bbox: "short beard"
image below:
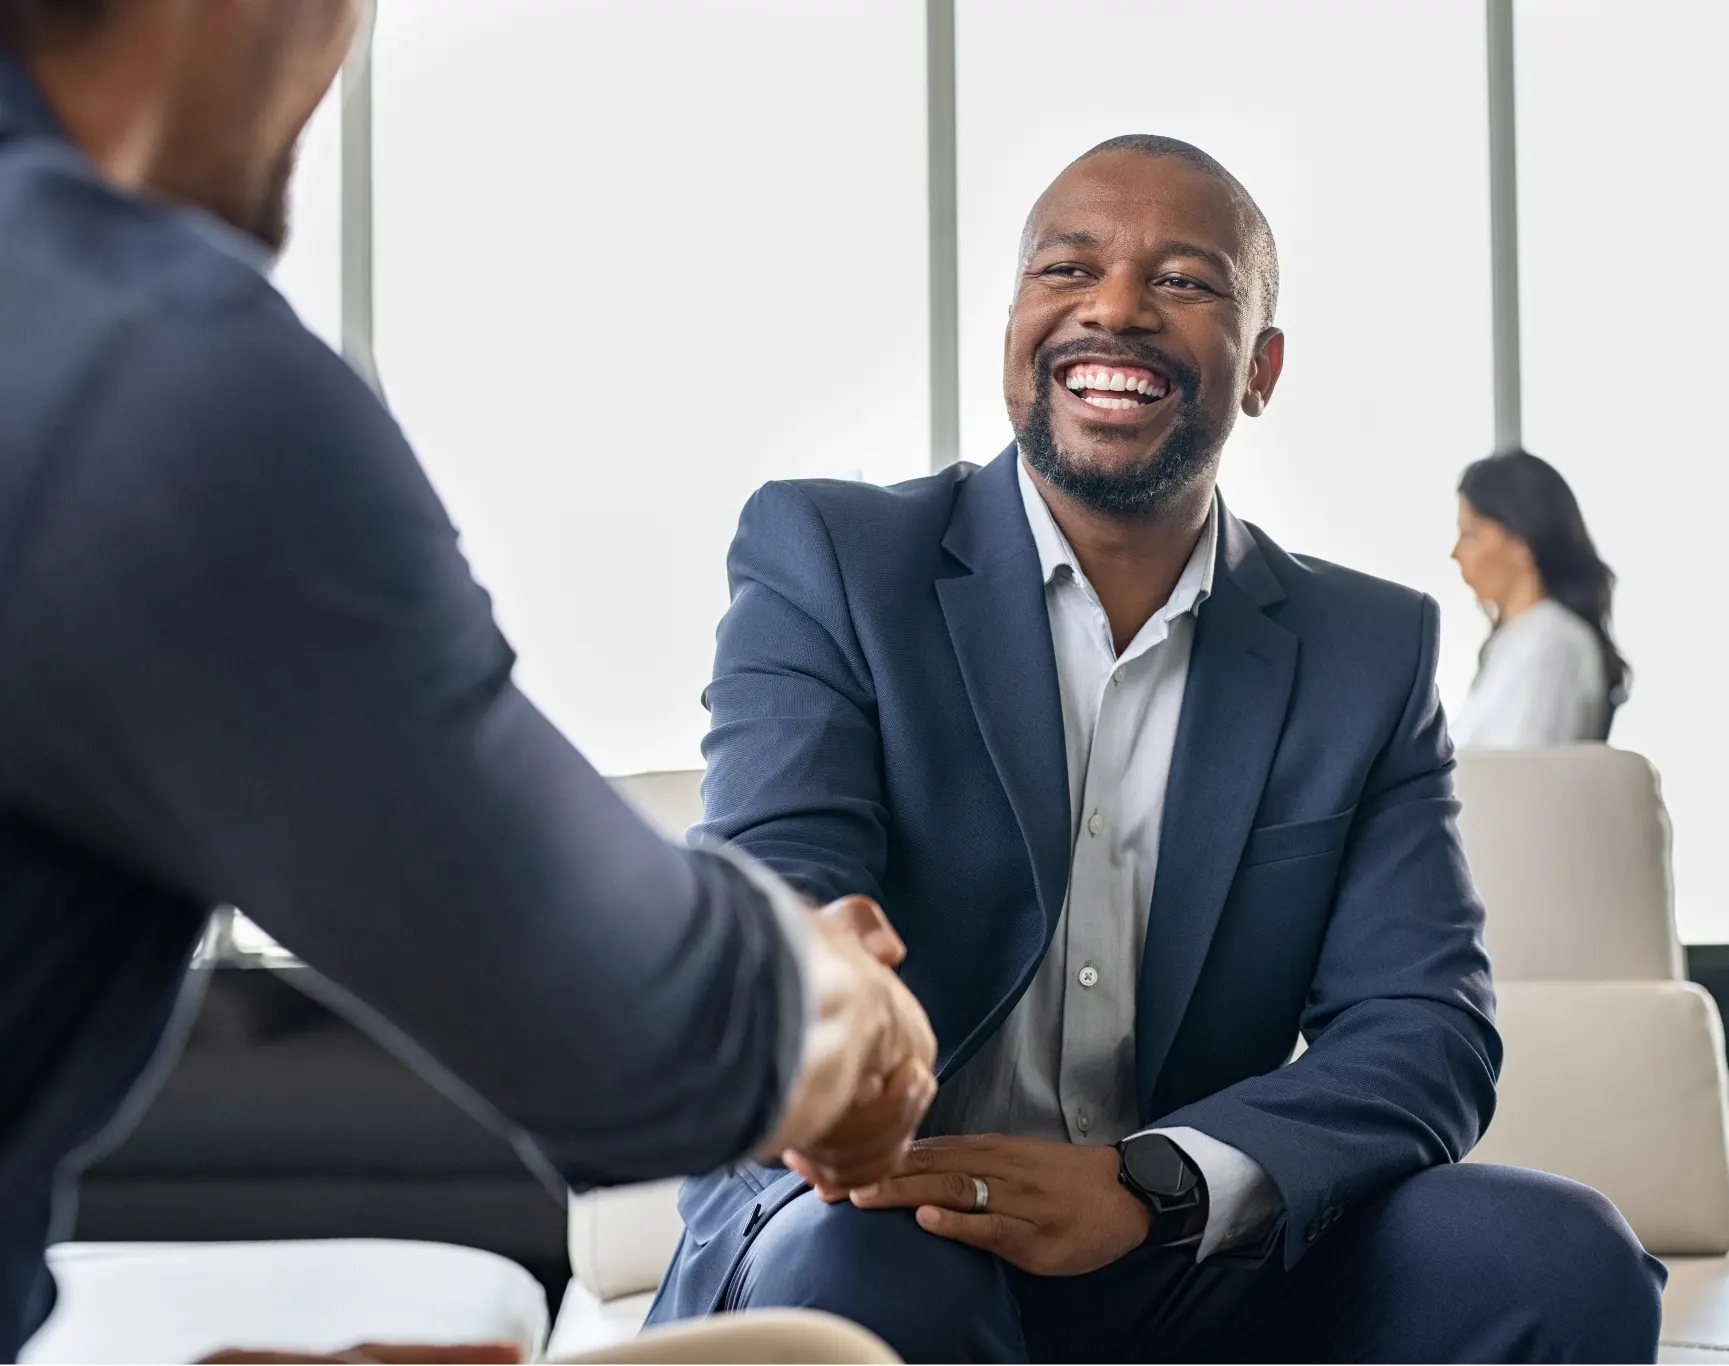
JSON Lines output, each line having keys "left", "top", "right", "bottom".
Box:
{"left": 1014, "top": 343, "right": 1221, "bottom": 518}
{"left": 246, "top": 140, "right": 298, "bottom": 253}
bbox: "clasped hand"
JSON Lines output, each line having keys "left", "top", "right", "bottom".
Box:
{"left": 764, "top": 896, "right": 938, "bottom": 1191}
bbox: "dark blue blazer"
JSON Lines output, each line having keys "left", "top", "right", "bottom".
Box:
{"left": 651, "top": 447, "right": 1500, "bottom": 1319}
{"left": 0, "top": 54, "right": 800, "bottom": 1357}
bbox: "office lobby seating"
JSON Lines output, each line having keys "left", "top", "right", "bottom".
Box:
{"left": 29, "top": 751, "right": 1722, "bottom": 1361}
{"left": 551, "top": 755, "right": 1729, "bottom": 1359}
{"left": 1456, "top": 747, "right": 1729, "bottom": 1362}
{"left": 21, "top": 1240, "right": 551, "bottom": 1364}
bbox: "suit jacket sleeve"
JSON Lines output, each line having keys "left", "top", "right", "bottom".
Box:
{"left": 0, "top": 293, "right": 806, "bottom": 1189}
{"left": 697, "top": 481, "right": 888, "bottom": 906}
{"left": 1154, "top": 594, "right": 1501, "bottom": 1267}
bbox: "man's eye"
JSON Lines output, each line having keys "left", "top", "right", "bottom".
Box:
{"left": 1156, "top": 275, "right": 1213, "bottom": 291}
{"left": 1040, "top": 265, "right": 1091, "bottom": 279}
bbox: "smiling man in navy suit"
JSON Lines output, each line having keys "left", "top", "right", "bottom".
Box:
{"left": 647, "top": 136, "right": 1665, "bottom": 1362}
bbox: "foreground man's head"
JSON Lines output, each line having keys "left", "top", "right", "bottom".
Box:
{"left": 1007, "top": 135, "right": 1286, "bottom": 520}
{"left": 0, "top": 0, "right": 366, "bottom": 248}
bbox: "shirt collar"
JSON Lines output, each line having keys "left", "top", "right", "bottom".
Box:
{"left": 1015, "top": 453, "right": 1219, "bottom": 617}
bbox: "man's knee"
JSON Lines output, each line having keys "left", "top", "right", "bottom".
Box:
{"left": 730, "top": 1190, "right": 1020, "bottom": 1363}
{"left": 1384, "top": 1165, "right": 1664, "bottom": 1360}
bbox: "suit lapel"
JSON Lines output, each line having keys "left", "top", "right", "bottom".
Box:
{"left": 1136, "top": 515, "right": 1297, "bottom": 1118}
{"left": 936, "top": 450, "right": 1072, "bottom": 942}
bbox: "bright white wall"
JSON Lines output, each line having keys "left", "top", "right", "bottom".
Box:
{"left": 368, "top": 0, "right": 929, "bottom": 777}
{"left": 263, "top": 0, "right": 1726, "bottom": 940}
{"left": 1516, "top": 0, "right": 1729, "bottom": 942}
{"left": 954, "top": 0, "right": 1495, "bottom": 716}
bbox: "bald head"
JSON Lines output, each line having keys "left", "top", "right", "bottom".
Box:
{"left": 1002, "top": 133, "right": 1287, "bottom": 523}
{"left": 1018, "top": 134, "right": 1279, "bottom": 332}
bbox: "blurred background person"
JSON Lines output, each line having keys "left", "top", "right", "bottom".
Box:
{"left": 1451, "top": 450, "right": 1630, "bottom": 747}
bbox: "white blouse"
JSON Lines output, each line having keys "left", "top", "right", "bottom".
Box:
{"left": 1453, "top": 599, "right": 1610, "bottom": 748}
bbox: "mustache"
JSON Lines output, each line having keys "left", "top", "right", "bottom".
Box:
{"left": 1033, "top": 338, "right": 1202, "bottom": 400}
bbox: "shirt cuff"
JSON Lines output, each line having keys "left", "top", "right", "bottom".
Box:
{"left": 1152, "top": 1125, "right": 1284, "bottom": 1262}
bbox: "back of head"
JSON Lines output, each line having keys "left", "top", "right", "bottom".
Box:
{"left": 1458, "top": 450, "right": 1630, "bottom": 703}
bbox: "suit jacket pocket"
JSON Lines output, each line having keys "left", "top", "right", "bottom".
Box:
{"left": 1238, "top": 808, "right": 1355, "bottom": 869}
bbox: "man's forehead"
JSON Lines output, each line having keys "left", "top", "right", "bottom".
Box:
{"left": 1029, "top": 157, "right": 1250, "bottom": 260}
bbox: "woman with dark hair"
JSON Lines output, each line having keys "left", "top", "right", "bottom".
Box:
{"left": 1450, "top": 450, "right": 1630, "bottom": 746}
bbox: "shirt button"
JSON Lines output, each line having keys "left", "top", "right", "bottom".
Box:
{"left": 1076, "top": 1110, "right": 1092, "bottom": 1133}
{"left": 1078, "top": 964, "right": 1099, "bottom": 988}
{"left": 1112, "top": 667, "right": 1126, "bottom": 685}
{"left": 1087, "top": 811, "right": 1105, "bottom": 836}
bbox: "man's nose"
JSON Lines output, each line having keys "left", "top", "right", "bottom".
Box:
{"left": 1079, "top": 265, "right": 1163, "bottom": 334}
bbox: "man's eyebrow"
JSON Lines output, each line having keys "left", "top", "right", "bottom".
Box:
{"left": 1028, "top": 231, "right": 1237, "bottom": 279}
{"left": 1160, "top": 241, "right": 1237, "bottom": 277}
{"left": 1029, "top": 230, "right": 1102, "bottom": 256}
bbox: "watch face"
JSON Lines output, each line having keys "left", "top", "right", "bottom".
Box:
{"left": 1123, "top": 1135, "right": 1196, "bottom": 1199}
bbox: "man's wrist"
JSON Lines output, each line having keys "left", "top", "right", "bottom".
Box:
{"left": 1116, "top": 1132, "right": 1210, "bottom": 1247}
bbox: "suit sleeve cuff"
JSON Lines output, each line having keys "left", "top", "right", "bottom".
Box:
{"left": 693, "top": 843, "right": 814, "bottom": 1150}
{"left": 1153, "top": 1125, "right": 1285, "bottom": 1262}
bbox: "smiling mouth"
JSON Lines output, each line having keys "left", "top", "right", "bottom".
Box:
{"left": 1058, "top": 362, "right": 1171, "bottom": 411}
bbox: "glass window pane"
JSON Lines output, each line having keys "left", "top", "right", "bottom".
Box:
{"left": 1517, "top": 0, "right": 1729, "bottom": 942}
{"left": 372, "top": 0, "right": 928, "bottom": 776}
{"left": 955, "top": 0, "right": 1494, "bottom": 712}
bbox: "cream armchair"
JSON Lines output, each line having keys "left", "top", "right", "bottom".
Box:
{"left": 1456, "top": 747, "right": 1729, "bottom": 1362}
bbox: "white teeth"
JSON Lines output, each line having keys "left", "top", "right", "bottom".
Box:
{"left": 1064, "top": 365, "right": 1167, "bottom": 404}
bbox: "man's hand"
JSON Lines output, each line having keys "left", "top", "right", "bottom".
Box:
{"left": 760, "top": 897, "right": 937, "bottom": 1185}
{"left": 849, "top": 1135, "right": 1152, "bottom": 1276}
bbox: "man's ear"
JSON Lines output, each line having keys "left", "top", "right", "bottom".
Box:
{"left": 1240, "top": 328, "right": 1285, "bottom": 418}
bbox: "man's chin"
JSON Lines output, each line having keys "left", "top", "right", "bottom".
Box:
{"left": 1045, "top": 433, "right": 1169, "bottom": 485}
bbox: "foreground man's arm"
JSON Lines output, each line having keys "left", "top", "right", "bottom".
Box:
{"left": 0, "top": 292, "right": 930, "bottom": 1186}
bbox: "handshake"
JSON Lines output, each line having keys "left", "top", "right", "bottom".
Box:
{"left": 762, "top": 897, "right": 938, "bottom": 1196}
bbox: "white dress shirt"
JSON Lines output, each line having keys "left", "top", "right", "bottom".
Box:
{"left": 1453, "top": 599, "right": 1610, "bottom": 748}
{"left": 925, "top": 460, "right": 1282, "bottom": 1260}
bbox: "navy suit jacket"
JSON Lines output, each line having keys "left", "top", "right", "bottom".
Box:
{"left": 652, "top": 447, "right": 1499, "bottom": 1318}
{"left": 0, "top": 55, "right": 801, "bottom": 1357}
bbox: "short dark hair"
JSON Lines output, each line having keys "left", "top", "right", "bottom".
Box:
{"left": 0, "top": 0, "right": 112, "bottom": 48}
{"left": 1020, "top": 133, "right": 1281, "bottom": 329}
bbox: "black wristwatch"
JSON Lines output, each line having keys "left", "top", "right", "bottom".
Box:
{"left": 1116, "top": 1132, "right": 1210, "bottom": 1246}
